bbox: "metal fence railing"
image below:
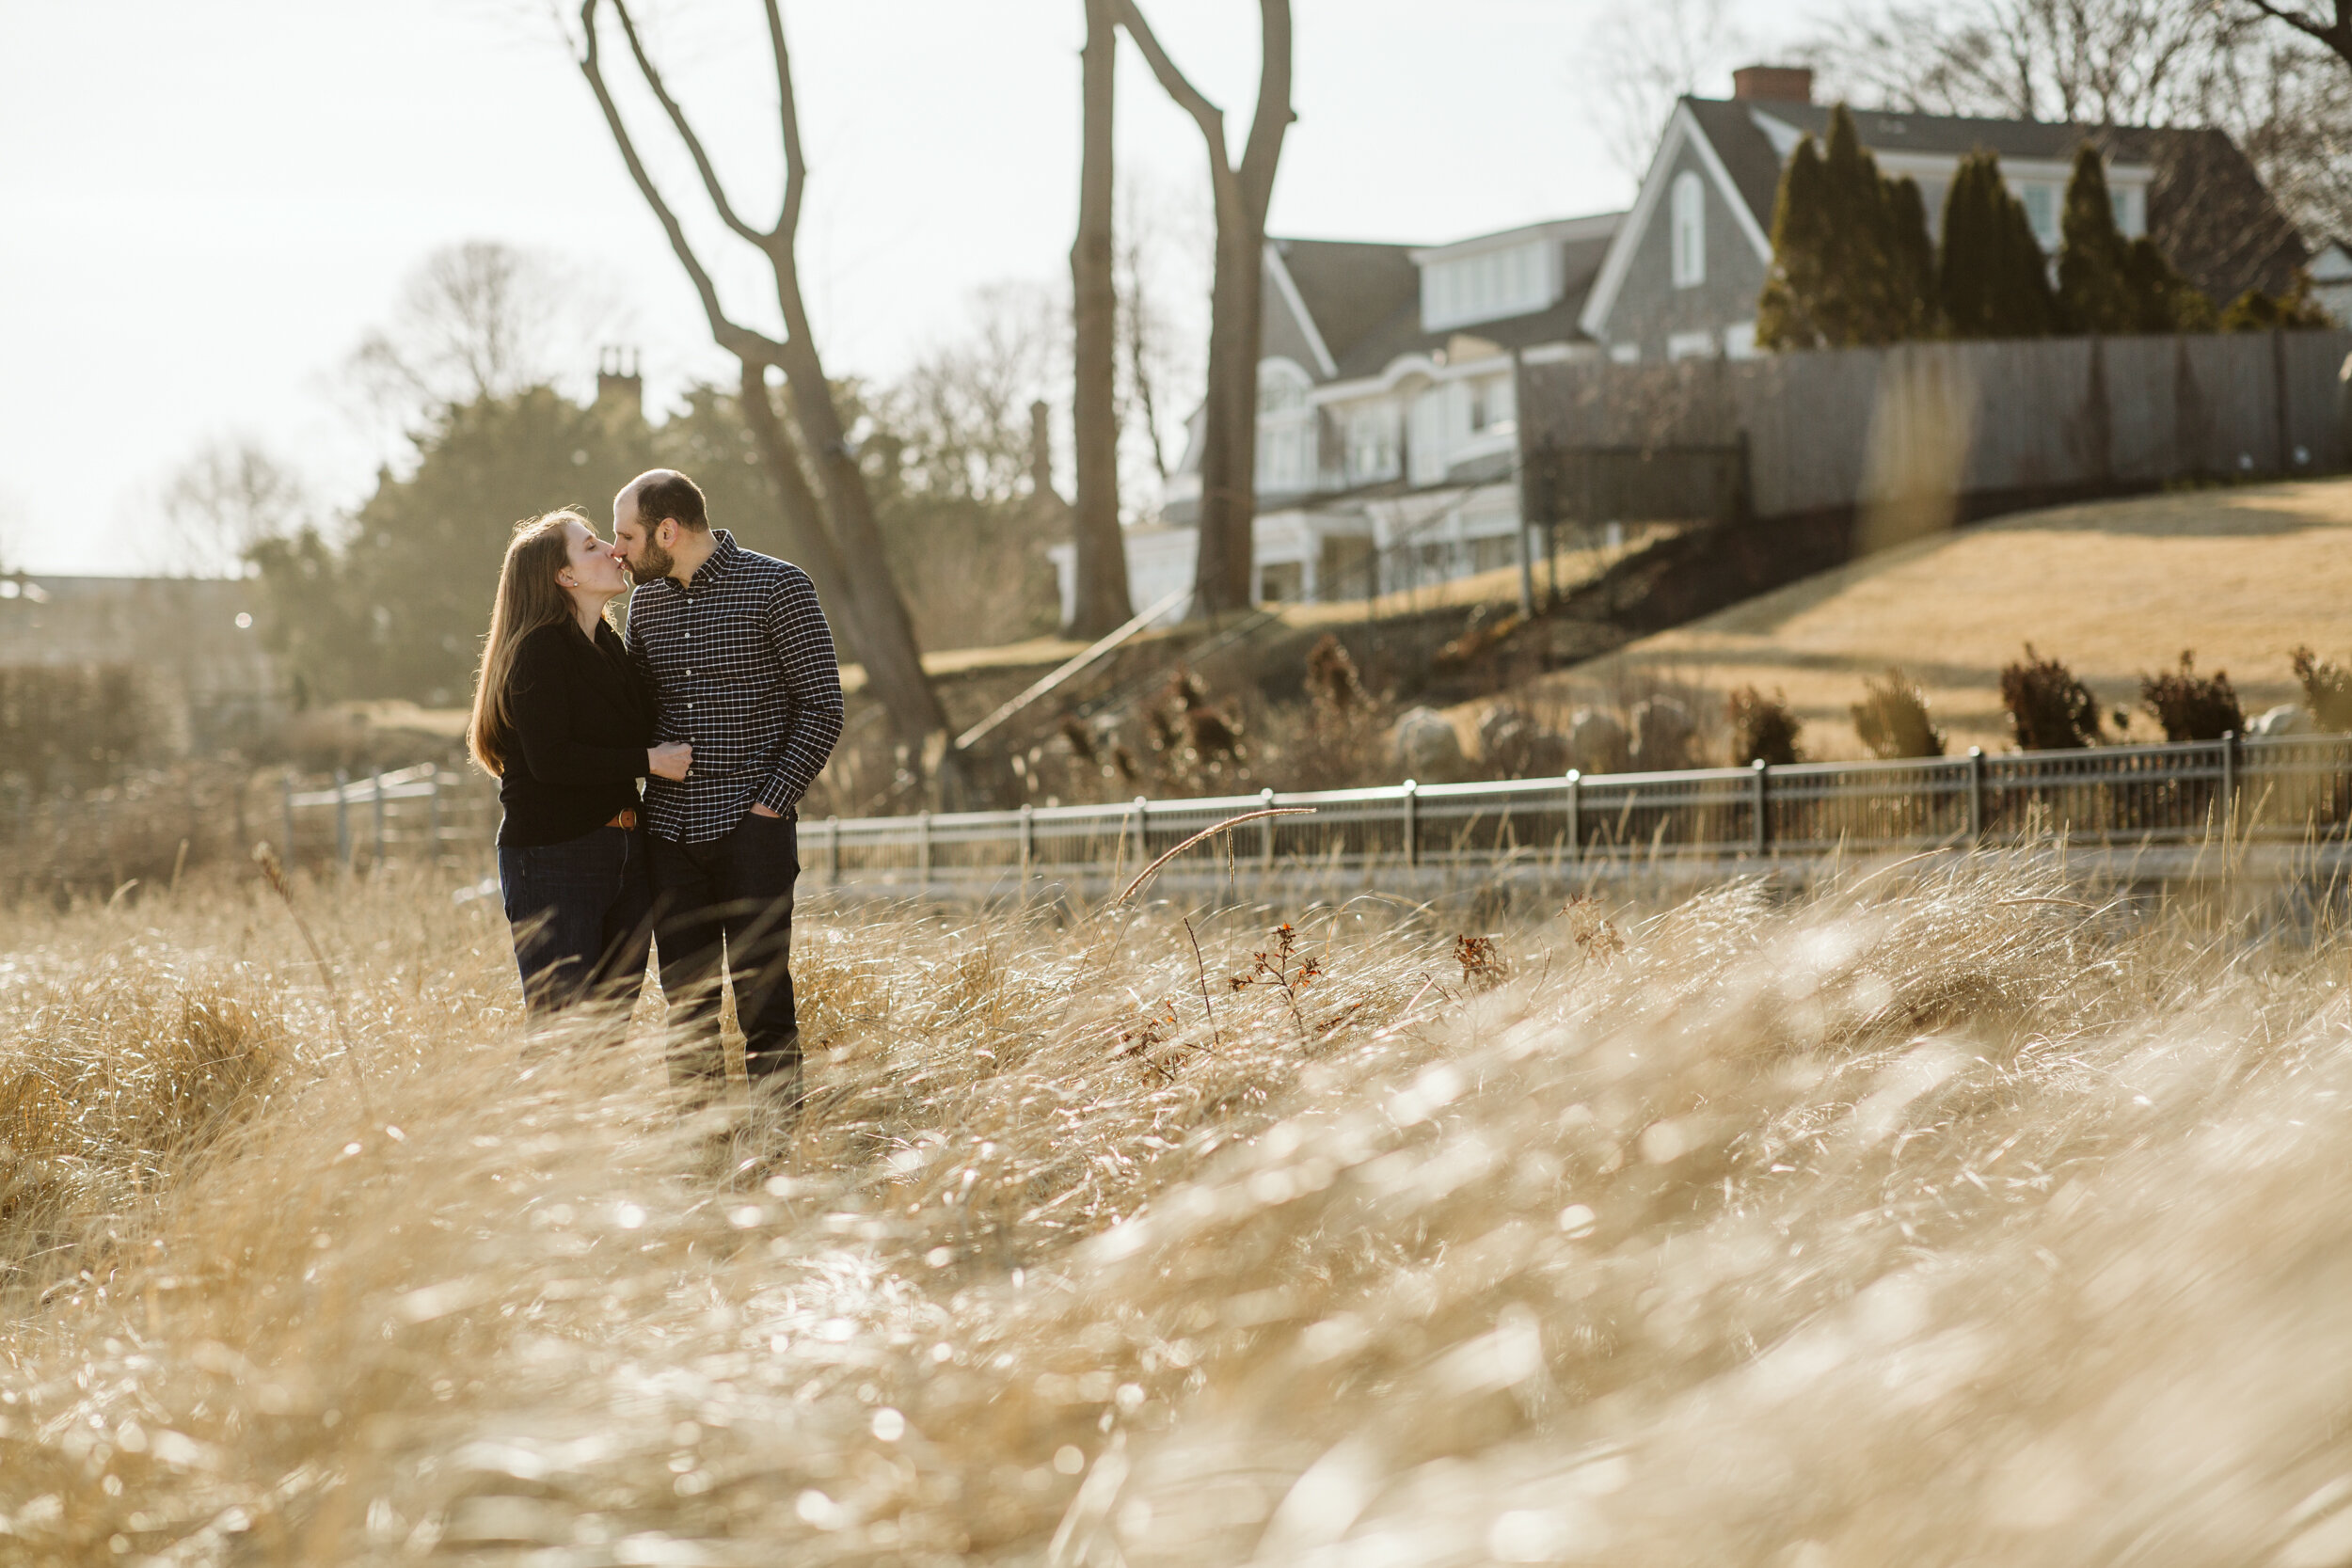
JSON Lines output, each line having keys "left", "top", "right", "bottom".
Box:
{"left": 16, "top": 733, "right": 2348, "bottom": 896}
{"left": 763, "top": 733, "right": 2350, "bottom": 894}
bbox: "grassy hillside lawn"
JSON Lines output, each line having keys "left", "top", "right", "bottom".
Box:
{"left": 1516, "top": 477, "right": 2352, "bottom": 759}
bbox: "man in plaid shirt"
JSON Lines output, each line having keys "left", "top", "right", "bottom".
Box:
{"left": 611, "top": 469, "right": 845, "bottom": 1115}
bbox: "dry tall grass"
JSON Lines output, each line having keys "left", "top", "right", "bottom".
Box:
{"left": 3, "top": 856, "right": 2351, "bottom": 1564}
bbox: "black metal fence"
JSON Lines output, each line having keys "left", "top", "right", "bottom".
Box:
{"left": 1518, "top": 439, "right": 1752, "bottom": 531}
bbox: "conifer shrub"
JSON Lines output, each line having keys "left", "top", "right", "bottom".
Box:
{"left": 2126, "top": 238, "right": 2216, "bottom": 331}
{"left": 1999, "top": 644, "right": 2102, "bottom": 750}
{"left": 2291, "top": 647, "right": 2352, "bottom": 731}
{"left": 2221, "top": 271, "right": 2336, "bottom": 331}
{"left": 1757, "top": 105, "right": 1938, "bottom": 350}
{"left": 1727, "top": 686, "right": 1804, "bottom": 767}
{"left": 2138, "top": 652, "right": 2244, "bottom": 742}
{"left": 1851, "top": 668, "right": 1947, "bottom": 758}
{"left": 1884, "top": 176, "right": 1938, "bottom": 340}
{"left": 1941, "top": 151, "right": 2058, "bottom": 339}
{"left": 2058, "top": 145, "right": 2138, "bottom": 335}
{"left": 1757, "top": 136, "right": 1831, "bottom": 351}
{"left": 2056, "top": 144, "right": 2220, "bottom": 334}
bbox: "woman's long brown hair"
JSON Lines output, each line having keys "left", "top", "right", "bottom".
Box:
{"left": 468, "top": 512, "right": 591, "bottom": 778}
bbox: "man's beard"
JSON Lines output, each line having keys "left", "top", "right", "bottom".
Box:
{"left": 626, "top": 539, "right": 674, "bottom": 583}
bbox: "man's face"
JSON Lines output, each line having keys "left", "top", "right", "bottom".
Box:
{"left": 612, "top": 494, "right": 675, "bottom": 584}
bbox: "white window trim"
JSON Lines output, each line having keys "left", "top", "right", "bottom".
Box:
{"left": 1671, "top": 171, "right": 1707, "bottom": 290}
{"left": 1667, "top": 330, "right": 1717, "bottom": 362}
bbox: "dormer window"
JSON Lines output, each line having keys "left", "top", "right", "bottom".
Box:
{"left": 1671, "top": 171, "right": 1707, "bottom": 289}
{"left": 1422, "top": 240, "right": 1558, "bottom": 331}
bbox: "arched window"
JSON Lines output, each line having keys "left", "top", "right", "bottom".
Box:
{"left": 1256, "top": 360, "right": 1316, "bottom": 493}
{"left": 1671, "top": 170, "right": 1706, "bottom": 289}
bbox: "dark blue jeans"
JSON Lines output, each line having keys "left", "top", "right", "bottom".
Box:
{"left": 650, "top": 812, "right": 802, "bottom": 1103}
{"left": 498, "top": 825, "right": 655, "bottom": 1021}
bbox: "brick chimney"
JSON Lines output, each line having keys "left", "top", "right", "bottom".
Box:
{"left": 1732, "top": 65, "right": 1814, "bottom": 103}
{"left": 596, "top": 346, "right": 643, "bottom": 420}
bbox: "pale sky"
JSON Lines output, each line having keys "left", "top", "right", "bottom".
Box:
{"left": 4, "top": 0, "right": 1817, "bottom": 576}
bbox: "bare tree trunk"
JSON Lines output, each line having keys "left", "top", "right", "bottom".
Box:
{"left": 732, "top": 360, "right": 857, "bottom": 634}
{"left": 766, "top": 270, "right": 952, "bottom": 753}
{"left": 577, "top": 0, "right": 952, "bottom": 768}
{"left": 1119, "top": 0, "right": 1293, "bottom": 619}
{"left": 1069, "top": 0, "right": 1134, "bottom": 637}
{"left": 1195, "top": 221, "right": 1262, "bottom": 614}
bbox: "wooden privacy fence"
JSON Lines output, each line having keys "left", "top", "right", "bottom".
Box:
{"left": 12, "top": 735, "right": 2352, "bottom": 895}
{"left": 1517, "top": 330, "right": 2352, "bottom": 521}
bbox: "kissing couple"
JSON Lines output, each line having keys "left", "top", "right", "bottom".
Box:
{"left": 465, "top": 468, "right": 844, "bottom": 1129}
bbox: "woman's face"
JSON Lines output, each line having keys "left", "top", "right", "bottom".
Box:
{"left": 561, "top": 518, "right": 628, "bottom": 597}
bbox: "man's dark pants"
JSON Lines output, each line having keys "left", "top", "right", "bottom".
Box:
{"left": 649, "top": 812, "right": 803, "bottom": 1107}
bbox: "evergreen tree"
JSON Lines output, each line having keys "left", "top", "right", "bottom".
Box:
{"left": 1884, "top": 176, "right": 1938, "bottom": 340}
{"left": 2130, "top": 240, "right": 2217, "bottom": 332}
{"left": 2058, "top": 144, "right": 2137, "bottom": 334}
{"left": 1757, "top": 135, "right": 1832, "bottom": 351}
{"left": 2221, "top": 270, "right": 2337, "bottom": 330}
{"left": 1814, "top": 106, "right": 1884, "bottom": 345}
{"left": 1940, "top": 150, "right": 2058, "bottom": 339}
{"left": 1756, "top": 105, "right": 1939, "bottom": 349}
{"left": 2056, "top": 141, "right": 2221, "bottom": 334}
{"left": 254, "top": 387, "right": 658, "bottom": 705}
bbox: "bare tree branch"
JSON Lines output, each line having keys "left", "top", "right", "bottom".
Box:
{"left": 608, "top": 0, "right": 771, "bottom": 246}
{"left": 1117, "top": 0, "right": 1291, "bottom": 615}
{"left": 575, "top": 0, "right": 787, "bottom": 364}
{"left": 1238, "top": 0, "right": 1294, "bottom": 211}
{"left": 761, "top": 0, "right": 809, "bottom": 250}
{"left": 1113, "top": 0, "right": 1232, "bottom": 177}
{"left": 2240, "top": 0, "right": 2352, "bottom": 67}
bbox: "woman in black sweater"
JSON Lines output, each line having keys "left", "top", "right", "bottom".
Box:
{"left": 467, "top": 511, "right": 691, "bottom": 1019}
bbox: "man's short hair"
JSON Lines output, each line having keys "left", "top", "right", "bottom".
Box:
{"left": 630, "top": 469, "right": 708, "bottom": 533}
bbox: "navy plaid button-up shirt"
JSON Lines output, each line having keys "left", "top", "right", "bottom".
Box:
{"left": 624, "top": 530, "right": 845, "bottom": 844}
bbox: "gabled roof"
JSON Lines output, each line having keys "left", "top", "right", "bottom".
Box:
{"left": 1268, "top": 240, "right": 1420, "bottom": 377}
{"left": 1668, "top": 96, "right": 2307, "bottom": 306}
{"left": 1269, "top": 219, "right": 1622, "bottom": 388}
{"left": 1737, "top": 101, "right": 2153, "bottom": 164}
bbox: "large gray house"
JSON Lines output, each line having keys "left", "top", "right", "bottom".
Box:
{"left": 1050, "top": 66, "right": 2312, "bottom": 620}
{"left": 1592, "top": 65, "right": 2308, "bottom": 363}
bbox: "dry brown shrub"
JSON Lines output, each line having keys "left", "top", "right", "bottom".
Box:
{"left": 2139, "top": 650, "right": 2246, "bottom": 742}
{"left": 1726, "top": 685, "right": 1804, "bottom": 766}
{"left": 2292, "top": 645, "right": 2352, "bottom": 732}
{"left": 2000, "top": 642, "right": 2104, "bottom": 750}
{"left": 1851, "top": 666, "right": 1948, "bottom": 758}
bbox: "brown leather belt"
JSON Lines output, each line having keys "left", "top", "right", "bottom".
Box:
{"left": 606, "top": 808, "right": 639, "bottom": 831}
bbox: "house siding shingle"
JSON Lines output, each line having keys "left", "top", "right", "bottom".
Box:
{"left": 1602, "top": 138, "right": 1769, "bottom": 362}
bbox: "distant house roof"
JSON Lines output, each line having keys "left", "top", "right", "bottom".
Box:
{"left": 1679, "top": 96, "right": 2308, "bottom": 304}
{"left": 1269, "top": 216, "right": 1622, "bottom": 387}
{"left": 1271, "top": 240, "right": 1420, "bottom": 375}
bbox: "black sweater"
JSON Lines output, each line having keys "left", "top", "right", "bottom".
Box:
{"left": 497, "top": 619, "right": 655, "bottom": 847}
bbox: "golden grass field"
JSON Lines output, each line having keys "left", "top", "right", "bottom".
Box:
{"left": 8, "top": 852, "right": 2352, "bottom": 1562}
{"left": 1519, "top": 478, "right": 2352, "bottom": 758}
